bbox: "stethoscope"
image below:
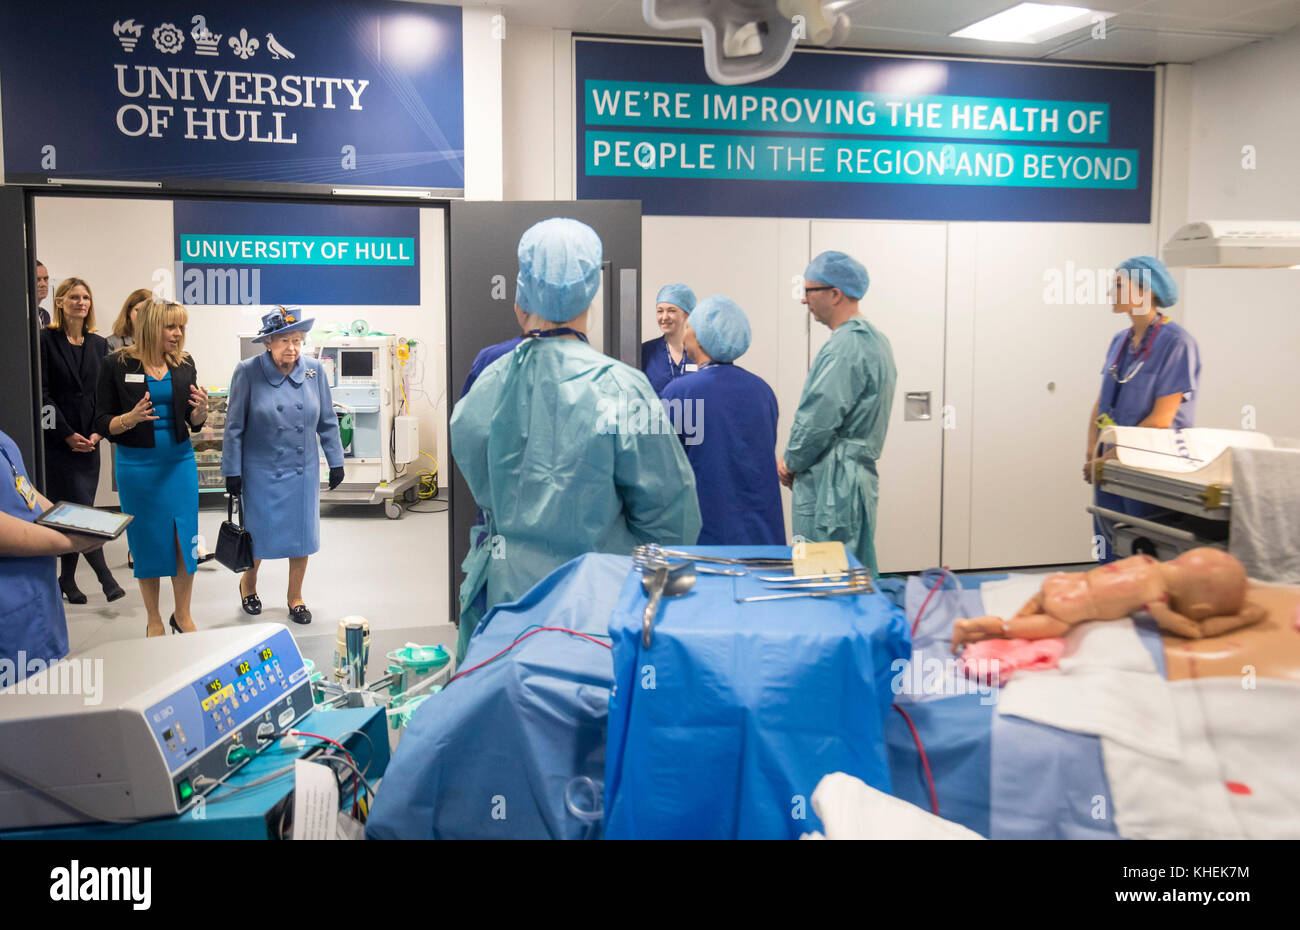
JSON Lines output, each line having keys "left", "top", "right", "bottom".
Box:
{"left": 1106, "top": 313, "right": 1165, "bottom": 384}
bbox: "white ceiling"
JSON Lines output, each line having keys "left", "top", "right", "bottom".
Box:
{"left": 433, "top": 0, "right": 1300, "bottom": 65}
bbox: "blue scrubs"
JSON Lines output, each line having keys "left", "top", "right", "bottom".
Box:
{"left": 660, "top": 363, "right": 785, "bottom": 545}
{"left": 640, "top": 336, "right": 692, "bottom": 396}
{"left": 461, "top": 336, "right": 523, "bottom": 398}
{"left": 1093, "top": 317, "right": 1201, "bottom": 549}
{"left": 0, "top": 431, "right": 67, "bottom": 678}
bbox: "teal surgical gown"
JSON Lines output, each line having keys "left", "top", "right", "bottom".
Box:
{"left": 450, "top": 336, "right": 702, "bottom": 660}
{"left": 785, "top": 316, "right": 897, "bottom": 576}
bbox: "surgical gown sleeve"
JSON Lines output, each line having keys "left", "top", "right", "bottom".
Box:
{"left": 784, "top": 344, "right": 868, "bottom": 474}
{"left": 612, "top": 371, "right": 702, "bottom": 545}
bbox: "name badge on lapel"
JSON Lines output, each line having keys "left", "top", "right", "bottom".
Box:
{"left": 125, "top": 373, "right": 145, "bottom": 384}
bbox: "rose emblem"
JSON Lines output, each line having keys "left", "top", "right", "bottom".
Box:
{"left": 152, "top": 22, "right": 185, "bottom": 54}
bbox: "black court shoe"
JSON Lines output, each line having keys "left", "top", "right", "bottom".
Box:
{"left": 169, "top": 614, "right": 182, "bottom": 634}
{"left": 288, "top": 604, "right": 312, "bottom": 625}
{"left": 59, "top": 576, "right": 87, "bottom": 605}
{"left": 102, "top": 580, "right": 125, "bottom": 602}
{"left": 240, "top": 582, "right": 262, "bottom": 615}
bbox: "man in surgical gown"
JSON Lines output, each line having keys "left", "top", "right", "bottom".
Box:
{"left": 450, "top": 218, "right": 702, "bottom": 661}
{"left": 779, "top": 251, "right": 897, "bottom": 576}
{"left": 661, "top": 296, "right": 784, "bottom": 545}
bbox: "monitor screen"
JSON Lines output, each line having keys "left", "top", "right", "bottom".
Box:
{"left": 340, "top": 350, "right": 373, "bottom": 378}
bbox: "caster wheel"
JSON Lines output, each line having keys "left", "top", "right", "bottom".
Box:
{"left": 385, "top": 500, "right": 403, "bottom": 520}
{"left": 403, "top": 487, "right": 417, "bottom": 504}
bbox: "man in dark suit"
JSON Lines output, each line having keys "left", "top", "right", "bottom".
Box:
{"left": 34, "top": 260, "right": 50, "bottom": 328}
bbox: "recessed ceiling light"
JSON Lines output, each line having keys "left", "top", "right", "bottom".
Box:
{"left": 952, "top": 3, "right": 1112, "bottom": 44}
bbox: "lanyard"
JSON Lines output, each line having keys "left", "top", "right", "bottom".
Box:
{"left": 525, "top": 328, "right": 589, "bottom": 344}
{"left": 665, "top": 341, "right": 689, "bottom": 378}
{"left": 698, "top": 361, "right": 730, "bottom": 372}
{"left": 0, "top": 443, "right": 35, "bottom": 511}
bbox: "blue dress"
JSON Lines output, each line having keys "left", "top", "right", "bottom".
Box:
{"left": 115, "top": 372, "right": 200, "bottom": 579}
{"left": 222, "top": 353, "right": 345, "bottom": 560}
{"left": 640, "top": 336, "right": 693, "bottom": 396}
{"left": 660, "top": 363, "right": 785, "bottom": 545}
{"left": 1093, "top": 317, "right": 1201, "bottom": 549}
{"left": 461, "top": 337, "right": 523, "bottom": 398}
{"left": 0, "top": 430, "right": 66, "bottom": 677}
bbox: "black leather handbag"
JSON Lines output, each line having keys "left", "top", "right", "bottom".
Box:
{"left": 216, "top": 494, "right": 255, "bottom": 573}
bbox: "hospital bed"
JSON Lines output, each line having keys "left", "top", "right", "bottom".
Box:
{"left": 1089, "top": 426, "right": 1300, "bottom": 573}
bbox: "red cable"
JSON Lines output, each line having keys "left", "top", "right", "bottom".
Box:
{"left": 290, "top": 730, "right": 360, "bottom": 814}
{"left": 911, "top": 566, "right": 953, "bottom": 637}
{"left": 892, "top": 703, "right": 939, "bottom": 818}
{"left": 450, "top": 626, "right": 613, "bottom": 683}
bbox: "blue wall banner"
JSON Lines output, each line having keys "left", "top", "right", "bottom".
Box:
{"left": 172, "top": 200, "right": 420, "bottom": 306}
{"left": 575, "top": 39, "right": 1154, "bottom": 222}
{"left": 0, "top": 0, "right": 463, "bottom": 189}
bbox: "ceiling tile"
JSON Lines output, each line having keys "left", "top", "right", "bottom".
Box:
{"left": 1046, "top": 26, "right": 1260, "bottom": 61}
{"left": 1124, "top": 0, "right": 1277, "bottom": 22}
{"left": 1223, "top": 0, "right": 1300, "bottom": 29}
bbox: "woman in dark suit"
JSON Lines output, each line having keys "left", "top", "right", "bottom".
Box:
{"left": 95, "top": 300, "right": 208, "bottom": 637}
{"left": 40, "top": 277, "right": 123, "bottom": 603}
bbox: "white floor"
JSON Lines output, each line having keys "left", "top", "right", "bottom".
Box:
{"left": 59, "top": 498, "right": 457, "bottom": 684}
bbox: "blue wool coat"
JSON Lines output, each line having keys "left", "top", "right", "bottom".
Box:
{"left": 222, "top": 352, "right": 345, "bottom": 560}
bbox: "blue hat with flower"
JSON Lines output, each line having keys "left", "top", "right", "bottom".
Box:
{"left": 253, "top": 306, "right": 314, "bottom": 343}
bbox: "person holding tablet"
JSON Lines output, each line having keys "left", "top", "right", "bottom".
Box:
{"left": 95, "top": 300, "right": 208, "bottom": 638}
{"left": 0, "top": 429, "right": 106, "bottom": 680}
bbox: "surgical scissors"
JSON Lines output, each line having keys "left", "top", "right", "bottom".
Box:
{"left": 634, "top": 543, "right": 792, "bottom": 569}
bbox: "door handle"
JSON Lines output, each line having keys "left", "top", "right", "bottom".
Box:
{"left": 904, "top": 391, "right": 932, "bottom": 421}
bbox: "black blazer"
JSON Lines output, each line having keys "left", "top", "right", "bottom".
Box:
{"left": 94, "top": 351, "right": 206, "bottom": 448}
{"left": 40, "top": 328, "right": 108, "bottom": 444}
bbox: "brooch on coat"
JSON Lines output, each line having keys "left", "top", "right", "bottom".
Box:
{"left": 305, "top": 368, "right": 316, "bottom": 379}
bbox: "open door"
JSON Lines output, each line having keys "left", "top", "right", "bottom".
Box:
{"left": 446, "top": 200, "right": 642, "bottom": 627}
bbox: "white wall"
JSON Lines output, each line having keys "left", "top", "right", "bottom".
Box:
{"left": 1179, "top": 27, "right": 1300, "bottom": 439}
{"left": 32, "top": 196, "right": 449, "bottom": 506}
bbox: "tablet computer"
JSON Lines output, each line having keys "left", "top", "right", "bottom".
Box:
{"left": 35, "top": 502, "right": 133, "bottom": 540}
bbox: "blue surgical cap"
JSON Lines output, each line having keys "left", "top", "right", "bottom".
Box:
{"left": 804, "top": 250, "right": 869, "bottom": 300}
{"left": 690, "top": 296, "right": 751, "bottom": 364}
{"left": 1117, "top": 255, "right": 1178, "bottom": 309}
{"left": 655, "top": 283, "right": 697, "bottom": 315}
{"left": 515, "top": 218, "right": 603, "bottom": 323}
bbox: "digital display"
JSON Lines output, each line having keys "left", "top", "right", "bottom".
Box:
{"left": 236, "top": 661, "right": 251, "bottom": 676}
{"left": 340, "top": 350, "right": 373, "bottom": 378}
{"left": 259, "top": 648, "right": 273, "bottom": 662}
{"left": 206, "top": 679, "right": 222, "bottom": 694}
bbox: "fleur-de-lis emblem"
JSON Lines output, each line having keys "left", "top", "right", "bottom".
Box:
{"left": 229, "top": 28, "right": 259, "bottom": 60}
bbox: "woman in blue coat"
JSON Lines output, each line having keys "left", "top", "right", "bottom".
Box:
{"left": 222, "top": 309, "right": 345, "bottom": 624}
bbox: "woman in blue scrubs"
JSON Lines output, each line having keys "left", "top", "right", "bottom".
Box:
{"left": 0, "top": 430, "right": 105, "bottom": 679}
{"left": 660, "top": 296, "right": 785, "bottom": 545}
{"left": 1085, "top": 256, "right": 1200, "bottom": 554}
{"left": 640, "top": 283, "right": 697, "bottom": 395}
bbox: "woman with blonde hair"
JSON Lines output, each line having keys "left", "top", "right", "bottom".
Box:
{"left": 40, "top": 277, "right": 123, "bottom": 602}
{"left": 107, "top": 287, "right": 153, "bottom": 351}
{"left": 94, "top": 300, "right": 209, "bottom": 636}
